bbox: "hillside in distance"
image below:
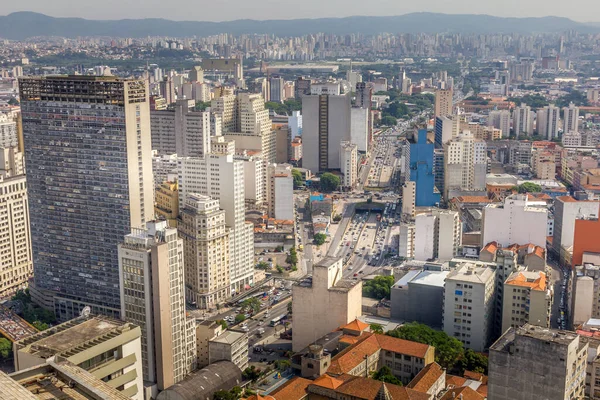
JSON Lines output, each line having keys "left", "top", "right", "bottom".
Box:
{"left": 0, "top": 11, "right": 598, "bottom": 40}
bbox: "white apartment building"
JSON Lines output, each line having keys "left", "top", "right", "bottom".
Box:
{"left": 118, "top": 221, "right": 196, "bottom": 392}
{"left": 178, "top": 153, "right": 254, "bottom": 293}
{"left": 234, "top": 152, "right": 265, "bottom": 206}
{"left": 340, "top": 141, "right": 358, "bottom": 189}
{"left": 179, "top": 194, "right": 231, "bottom": 309}
{"left": 443, "top": 262, "right": 497, "bottom": 351}
{"left": 152, "top": 152, "right": 179, "bottom": 187}
{"left": 537, "top": 105, "right": 560, "bottom": 140}
{"left": 0, "top": 147, "right": 32, "bottom": 298}
{"left": 482, "top": 194, "right": 548, "bottom": 248}
{"left": 401, "top": 181, "right": 416, "bottom": 218}
{"left": 350, "top": 107, "right": 369, "bottom": 152}
{"left": 443, "top": 130, "right": 487, "bottom": 200}
{"left": 563, "top": 102, "right": 580, "bottom": 133}
{"left": 267, "top": 164, "right": 294, "bottom": 221}
{"left": 553, "top": 196, "right": 599, "bottom": 259}
{"left": 414, "top": 210, "right": 461, "bottom": 261}
{"left": 501, "top": 270, "right": 552, "bottom": 334}
{"left": 488, "top": 110, "right": 511, "bottom": 138}
{"left": 399, "top": 223, "right": 415, "bottom": 259}
{"left": 0, "top": 114, "right": 18, "bottom": 148}
{"left": 513, "top": 103, "right": 534, "bottom": 138}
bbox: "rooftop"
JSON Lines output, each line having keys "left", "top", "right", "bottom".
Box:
{"left": 211, "top": 329, "right": 247, "bottom": 345}
{"left": 270, "top": 377, "right": 312, "bottom": 400}
{"left": 446, "top": 263, "right": 495, "bottom": 284}
{"left": 406, "top": 362, "right": 444, "bottom": 393}
{"left": 490, "top": 324, "right": 579, "bottom": 353}
{"left": 505, "top": 270, "right": 547, "bottom": 291}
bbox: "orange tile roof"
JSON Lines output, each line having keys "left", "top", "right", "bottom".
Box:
{"left": 481, "top": 241, "right": 498, "bottom": 254}
{"left": 446, "top": 375, "right": 467, "bottom": 388}
{"left": 454, "top": 196, "right": 494, "bottom": 203}
{"left": 374, "top": 334, "right": 431, "bottom": 358}
{"left": 557, "top": 195, "right": 577, "bottom": 202}
{"left": 243, "top": 394, "right": 276, "bottom": 400}
{"left": 505, "top": 271, "right": 547, "bottom": 291}
{"left": 326, "top": 375, "right": 430, "bottom": 400}
{"left": 476, "top": 384, "right": 488, "bottom": 397}
{"left": 407, "top": 362, "right": 444, "bottom": 392}
{"left": 463, "top": 370, "right": 488, "bottom": 384}
{"left": 339, "top": 335, "right": 361, "bottom": 345}
{"left": 271, "top": 377, "right": 311, "bottom": 400}
{"left": 342, "top": 319, "right": 370, "bottom": 332}
{"left": 313, "top": 374, "right": 345, "bottom": 389}
{"left": 533, "top": 246, "right": 545, "bottom": 258}
{"left": 440, "top": 386, "right": 485, "bottom": 400}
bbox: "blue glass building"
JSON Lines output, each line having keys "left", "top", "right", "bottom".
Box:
{"left": 409, "top": 129, "right": 441, "bottom": 207}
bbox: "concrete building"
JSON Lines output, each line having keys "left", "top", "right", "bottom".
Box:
{"left": 407, "top": 130, "right": 441, "bottom": 207}
{"left": 267, "top": 163, "right": 294, "bottom": 221}
{"left": 0, "top": 113, "right": 18, "bottom": 147}
{"left": 531, "top": 150, "right": 556, "bottom": 180}
{"left": 488, "top": 110, "right": 511, "bottom": 138}
{"left": 292, "top": 257, "right": 362, "bottom": 351}
{"left": 188, "top": 66, "right": 204, "bottom": 83}
{"left": 563, "top": 102, "right": 580, "bottom": 133}
{"left": 401, "top": 181, "right": 416, "bottom": 218}
{"left": 434, "top": 88, "right": 453, "bottom": 118}
{"left": 355, "top": 82, "right": 373, "bottom": 144}
{"left": 350, "top": 107, "right": 369, "bottom": 152}
{"left": 118, "top": 221, "right": 196, "bottom": 392}
{"left": 178, "top": 153, "right": 254, "bottom": 294}
{"left": 234, "top": 152, "right": 265, "bottom": 207}
{"left": 443, "top": 262, "right": 497, "bottom": 351}
{"left": 269, "top": 76, "right": 285, "bottom": 103}
{"left": 553, "top": 196, "right": 599, "bottom": 262}
{"left": 513, "top": 103, "right": 534, "bottom": 138}
{"left": 288, "top": 110, "right": 303, "bottom": 139}
{"left": 340, "top": 141, "right": 358, "bottom": 190}
{"left": 20, "top": 76, "right": 154, "bottom": 320}
{"left": 391, "top": 267, "right": 449, "bottom": 327}
{"left": 179, "top": 194, "right": 231, "bottom": 309}
{"left": 150, "top": 99, "right": 212, "bottom": 157}
{"left": 414, "top": 210, "right": 461, "bottom": 262}
{"left": 571, "top": 263, "right": 600, "bottom": 327}
{"left": 537, "top": 105, "right": 560, "bottom": 140}
{"left": 434, "top": 115, "right": 460, "bottom": 147}
{"left": 443, "top": 130, "right": 487, "bottom": 200}
{"left": 482, "top": 194, "right": 548, "bottom": 248}
{"left": 488, "top": 324, "right": 587, "bottom": 400}
{"left": 0, "top": 147, "right": 32, "bottom": 298}
{"left": 302, "top": 92, "right": 351, "bottom": 173}
{"left": 155, "top": 181, "right": 179, "bottom": 227}
{"left": 398, "top": 223, "right": 415, "bottom": 259}
{"left": 14, "top": 316, "right": 144, "bottom": 400}
{"left": 195, "top": 321, "right": 249, "bottom": 371}
{"left": 501, "top": 270, "right": 552, "bottom": 334}
{"left": 152, "top": 152, "right": 178, "bottom": 187}
{"left": 275, "top": 124, "right": 290, "bottom": 164}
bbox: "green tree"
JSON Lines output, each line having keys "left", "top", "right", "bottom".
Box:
{"left": 511, "top": 182, "right": 542, "bottom": 193}
{"left": 286, "top": 247, "right": 298, "bottom": 266}
{"left": 555, "top": 90, "right": 589, "bottom": 108}
{"left": 292, "top": 169, "right": 304, "bottom": 189}
{"left": 194, "top": 101, "right": 211, "bottom": 111}
{"left": 320, "top": 173, "right": 341, "bottom": 192}
{"left": 256, "top": 261, "right": 270, "bottom": 270}
{"left": 276, "top": 265, "right": 284, "bottom": 273}
{"left": 8, "top": 97, "right": 19, "bottom": 106}
{"left": 274, "top": 359, "right": 291, "bottom": 371}
{"left": 213, "top": 389, "right": 238, "bottom": 400}
{"left": 32, "top": 321, "right": 49, "bottom": 331}
{"left": 234, "top": 314, "right": 246, "bottom": 324}
{"left": 371, "top": 366, "right": 402, "bottom": 385}
{"left": 241, "top": 298, "right": 261, "bottom": 314}
{"left": 387, "top": 323, "right": 464, "bottom": 370}
{"left": 242, "top": 365, "right": 262, "bottom": 381}
{"left": 507, "top": 94, "right": 549, "bottom": 109}
{"left": 370, "top": 323, "right": 384, "bottom": 334}
{"left": 0, "top": 338, "right": 12, "bottom": 359}
{"left": 216, "top": 320, "right": 228, "bottom": 330}
{"left": 362, "top": 276, "right": 395, "bottom": 299}
{"left": 287, "top": 301, "right": 293, "bottom": 315}
{"left": 313, "top": 233, "right": 327, "bottom": 246}
{"left": 380, "top": 115, "right": 398, "bottom": 126}
{"left": 457, "top": 348, "right": 489, "bottom": 375}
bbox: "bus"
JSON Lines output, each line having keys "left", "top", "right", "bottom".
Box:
{"left": 270, "top": 314, "right": 288, "bottom": 327}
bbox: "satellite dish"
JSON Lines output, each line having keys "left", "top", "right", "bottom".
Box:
{"left": 80, "top": 306, "right": 91, "bottom": 318}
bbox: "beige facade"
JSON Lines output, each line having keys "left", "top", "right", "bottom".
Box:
{"left": 402, "top": 181, "right": 416, "bottom": 218}
{"left": 179, "top": 194, "right": 231, "bottom": 309}
{"left": 434, "top": 88, "right": 453, "bottom": 118}
{"left": 195, "top": 320, "right": 249, "bottom": 371}
{"left": 443, "top": 130, "right": 487, "bottom": 200}
{"left": 532, "top": 150, "right": 556, "bottom": 180}
{"left": 292, "top": 257, "right": 362, "bottom": 351}
{"left": 14, "top": 316, "right": 144, "bottom": 400}
{"left": 155, "top": 181, "right": 179, "bottom": 227}
{"left": 501, "top": 270, "right": 552, "bottom": 334}
{"left": 267, "top": 164, "right": 294, "bottom": 221}
{"left": 340, "top": 141, "right": 358, "bottom": 189}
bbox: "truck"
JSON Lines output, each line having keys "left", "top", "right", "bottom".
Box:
{"left": 257, "top": 328, "right": 265, "bottom": 336}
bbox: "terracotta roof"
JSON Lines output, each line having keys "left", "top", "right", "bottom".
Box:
{"left": 446, "top": 375, "right": 467, "bottom": 388}
{"left": 271, "top": 377, "right": 311, "bottom": 400}
{"left": 533, "top": 246, "right": 545, "bottom": 258}
{"left": 557, "top": 195, "right": 577, "bottom": 202}
{"left": 374, "top": 334, "right": 431, "bottom": 358}
{"left": 325, "top": 375, "right": 430, "bottom": 400}
{"left": 454, "top": 196, "right": 494, "bottom": 203}
{"left": 463, "top": 371, "right": 488, "bottom": 384}
{"left": 505, "top": 271, "right": 547, "bottom": 291}
{"left": 481, "top": 241, "right": 498, "bottom": 254}
{"left": 313, "top": 374, "right": 345, "bottom": 389}
{"left": 243, "top": 394, "right": 276, "bottom": 400}
{"left": 407, "top": 362, "right": 444, "bottom": 392}
{"left": 440, "top": 386, "right": 485, "bottom": 400}
{"left": 476, "top": 384, "right": 488, "bottom": 397}
{"left": 339, "top": 335, "right": 361, "bottom": 345}
{"left": 341, "top": 319, "right": 370, "bottom": 332}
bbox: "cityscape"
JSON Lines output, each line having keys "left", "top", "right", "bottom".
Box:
{"left": 2, "top": 4, "right": 600, "bottom": 400}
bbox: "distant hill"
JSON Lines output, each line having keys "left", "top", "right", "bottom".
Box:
{"left": 0, "top": 12, "right": 598, "bottom": 40}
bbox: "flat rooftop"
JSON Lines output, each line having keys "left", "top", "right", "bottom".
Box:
{"left": 212, "top": 330, "right": 247, "bottom": 345}
{"left": 491, "top": 324, "right": 579, "bottom": 353}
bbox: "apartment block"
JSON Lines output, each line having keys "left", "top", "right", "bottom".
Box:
{"left": 195, "top": 320, "right": 249, "bottom": 371}
{"left": 0, "top": 113, "right": 18, "bottom": 147}
{"left": 488, "top": 110, "right": 511, "bottom": 138}
{"left": 501, "top": 270, "right": 552, "bottom": 334}
{"left": 414, "top": 210, "right": 461, "bottom": 262}
{"left": 340, "top": 141, "right": 358, "bottom": 190}
{"left": 513, "top": 103, "right": 534, "bottom": 138}
{"left": 443, "top": 130, "right": 487, "bottom": 200}
{"left": 267, "top": 163, "right": 294, "bottom": 221}
{"left": 434, "top": 88, "right": 453, "bottom": 118}
{"left": 155, "top": 181, "right": 179, "bottom": 227}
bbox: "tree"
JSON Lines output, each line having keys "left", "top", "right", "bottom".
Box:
{"left": 213, "top": 389, "right": 239, "bottom": 400}
{"left": 234, "top": 314, "right": 246, "bottom": 324}
{"left": 32, "top": 321, "right": 49, "bottom": 331}
{"left": 511, "top": 182, "right": 542, "bottom": 193}
{"left": 314, "top": 233, "right": 327, "bottom": 246}
{"left": 216, "top": 320, "right": 228, "bottom": 330}
{"left": 370, "top": 323, "right": 384, "bottom": 334}
{"left": 241, "top": 298, "right": 261, "bottom": 314}
{"left": 274, "top": 359, "right": 291, "bottom": 371}
{"left": 0, "top": 338, "right": 12, "bottom": 359}
{"left": 380, "top": 115, "right": 398, "bottom": 126}
{"left": 286, "top": 247, "right": 298, "bottom": 266}
{"left": 292, "top": 169, "right": 304, "bottom": 189}
{"left": 194, "top": 101, "right": 211, "bottom": 111}
{"left": 362, "top": 276, "right": 395, "bottom": 299}
{"left": 287, "top": 301, "right": 293, "bottom": 315}
{"left": 7, "top": 97, "right": 19, "bottom": 106}
{"left": 320, "top": 173, "right": 340, "bottom": 192}
{"left": 242, "top": 365, "right": 262, "bottom": 381}
{"left": 371, "top": 366, "right": 402, "bottom": 385}
{"left": 457, "top": 348, "right": 489, "bottom": 374}
{"left": 256, "top": 261, "right": 270, "bottom": 270}
{"left": 333, "top": 214, "right": 342, "bottom": 222}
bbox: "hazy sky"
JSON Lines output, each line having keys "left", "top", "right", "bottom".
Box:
{"left": 2, "top": 0, "right": 597, "bottom": 23}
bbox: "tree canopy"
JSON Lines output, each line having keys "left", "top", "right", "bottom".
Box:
{"left": 370, "top": 323, "right": 384, "bottom": 334}
{"left": 0, "top": 338, "right": 12, "bottom": 359}
{"left": 194, "top": 101, "right": 211, "bottom": 111}
{"left": 241, "top": 298, "right": 261, "bottom": 314}
{"left": 380, "top": 115, "right": 398, "bottom": 126}
{"left": 292, "top": 169, "right": 304, "bottom": 189}
{"left": 371, "top": 366, "right": 402, "bottom": 385}
{"left": 511, "top": 182, "right": 542, "bottom": 193}
{"left": 320, "top": 173, "right": 341, "bottom": 192}
{"left": 264, "top": 99, "right": 302, "bottom": 115}
{"left": 507, "top": 94, "right": 549, "bottom": 109}
{"left": 363, "top": 275, "right": 395, "bottom": 299}
{"left": 313, "top": 233, "right": 327, "bottom": 246}
{"left": 286, "top": 247, "right": 298, "bottom": 267}
{"left": 555, "top": 90, "right": 589, "bottom": 108}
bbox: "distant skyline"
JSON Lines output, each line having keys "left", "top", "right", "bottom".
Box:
{"left": 2, "top": 0, "right": 598, "bottom": 23}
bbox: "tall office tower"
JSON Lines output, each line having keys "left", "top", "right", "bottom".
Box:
{"left": 407, "top": 129, "right": 441, "bottom": 207}
{"left": 267, "top": 164, "right": 294, "bottom": 220}
{"left": 498, "top": 70, "right": 510, "bottom": 96}
{"left": 509, "top": 61, "right": 534, "bottom": 82}
{"left": 0, "top": 114, "right": 18, "bottom": 147}
{"left": 178, "top": 194, "right": 230, "bottom": 309}
{"left": 0, "top": 147, "right": 32, "bottom": 298}
{"left": 537, "top": 105, "right": 560, "bottom": 140}
{"left": 294, "top": 76, "right": 312, "bottom": 99}
{"left": 350, "top": 107, "right": 369, "bottom": 152}
{"left": 150, "top": 99, "right": 211, "bottom": 157}
{"left": 443, "top": 131, "right": 487, "bottom": 200}
{"left": 414, "top": 209, "right": 461, "bottom": 262}
{"left": 401, "top": 77, "right": 412, "bottom": 94}
{"left": 188, "top": 66, "right": 204, "bottom": 83}
{"left": 397, "top": 68, "right": 406, "bottom": 90}
{"left": 434, "top": 88, "right": 453, "bottom": 118}
{"left": 489, "top": 324, "right": 587, "bottom": 400}
{"left": 178, "top": 152, "right": 254, "bottom": 293}
{"left": 211, "top": 95, "right": 237, "bottom": 132}
{"left": 118, "top": 221, "right": 196, "bottom": 391}
{"left": 302, "top": 92, "right": 351, "bottom": 173}
{"left": 488, "top": 110, "right": 511, "bottom": 138}
{"left": 269, "top": 76, "right": 285, "bottom": 103}
{"left": 434, "top": 115, "right": 460, "bottom": 147}
{"left": 339, "top": 141, "right": 358, "bottom": 190}
{"left": 355, "top": 82, "right": 373, "bottom": 145}
{"left": 588, "top": 88, "right": 600, "bottom": 104}
{"left": 513, "top": 103, "right": 534, "bottom": 138}
{"left": 563, "top": 102, "right": 580, "bottom": 133}
{"left": 159, "top": 77, "right": 176, "bottom": 105}
{"left": 20, "top": 76, "right": 154, "bottom": 320}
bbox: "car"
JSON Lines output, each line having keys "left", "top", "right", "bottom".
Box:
{"left": 354, "top": 273, "right": 358, "bottom": 276}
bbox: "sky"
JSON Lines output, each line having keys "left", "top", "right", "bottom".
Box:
{"left": 2, "top": 0, "right": 598, "bottom": 23}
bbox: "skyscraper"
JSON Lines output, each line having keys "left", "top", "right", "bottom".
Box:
{"left": 434, "top": 88, "right": 453, "bottom": 118}
{"left": 563, "top": 102, "right": 580, "bottom": 133}
{"left": 407, "top": 129, "right": 441, "bottom": 207}
{"left": 19, "top": 76, "right": 154, "bottom": 319}
{"left": 443, "top": 130, "right": 487, "bottom": 199}
{"left": 269, "top": 76, "right": 285, "bottom": 103}
{"left": 513, "top": 103, "right": 534, "bottom": 138}
{"left": 118, "top": 221, "right": 196, "bottom": 391}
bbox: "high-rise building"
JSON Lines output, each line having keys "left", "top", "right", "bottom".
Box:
{"left": 178, "top": 152, "right": 254, "bottom": 293}
{"left": 355, "top": 82, "right": 373, "bottom": 145}
{"left": 434, "top": 115, "right": 460, "bottom": 147}
{"left": 407, "top": 130, "right": 441, "bottom": 207}
{"left": 151, "top": 99, "right": 212, "bottom": 157}
{"left": 414, "top": 210, "right": 461, "bottom": 261}
{"left": 513, "top": 103, "right": 534, "bottom": 138}
{"left": 188, "top": 66, "right": 204, "bottom": 83}
{"left": 501, "top": 270, "right": 552, "bottom": 334}
{"left": 0, "top": 147, "right": 32, "bottom": 298}
{"left": 346, "top": 70, "right": 362, "bottom": 89}
{"left": 443, "top": 131, "right": 487, "bottom": 200}
{"left": 398, "top": 223, "right": 416, "bottom": 259}
{"left": 294, "top": 76, "right": 312, "bottom": 99}
{"left": 563, "top": 102, "right": 580, "bottom": 133}
{"left": 118, "top": 221, "right": 196, "bottom": 391}
{"left": 179, "top": 194, "right": 231, "bottom": 309}
{"left": 488, "top": 110, "right": 511, "bottom": 138}
{"left": 488, "top": 324, "right": 587, "bottom": 400}
{"left": 302, "top": 92, "right": 351, "bottom": 173}
{"left": 553, "top": 196, "right": 599, "bottom": 262}
{"left": 401, "top": 181, "right": 416, "bottom": 218}
{"left": 0, "top": 113, "right": 18, "bottom": 148}
{"left": 339, "top": 141, "right": 358, "bottom": 190}
{"left": 267, "top": 164, "right": 294, "bottom": 221}
{"left": 434, "top": 88, "right": 453, "bottom": 118}
{"left": 536, "top": 105, "right": 560, "bottom": 140}
{"left": 269, "top": 76, "right": 285, "bottom": 103}
{"left": 350, "top": 107, "right": 369, "bottom": 152}
{"left": 159, "top": 77, "right": 176, "bottom": 105}
{"left": 19, "top": 76, "right": 154, "bottom": 319}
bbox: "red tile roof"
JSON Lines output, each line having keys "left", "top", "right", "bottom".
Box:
{"left": 440, "top": 386, "right": 485, "bottom": 400}
{"left": 271, "top": 377, "right": 311, "bottom": 400}
{"left": 407, "top": 362, "right": 444, "bottom": 393}
{"left": 341, "top": 319, "right": 370, "bottom": 332}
